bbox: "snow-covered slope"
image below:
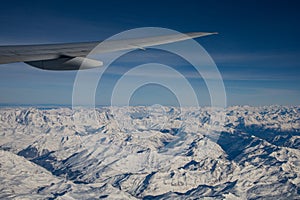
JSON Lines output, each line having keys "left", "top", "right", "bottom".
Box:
{"left": 0, "top": 106, "right": 299, "bottom": 199}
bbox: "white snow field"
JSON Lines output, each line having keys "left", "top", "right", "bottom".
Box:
{"left": 0, "top": 106, "right": 299, "bottom": 199}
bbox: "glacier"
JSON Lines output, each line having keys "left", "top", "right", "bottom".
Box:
{"left": 0, "top": 106, "right": 299, "bottom": 199}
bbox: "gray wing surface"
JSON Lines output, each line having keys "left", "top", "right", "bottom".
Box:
{"left": 0, "top": 32, "right": 217, "bottom": 70}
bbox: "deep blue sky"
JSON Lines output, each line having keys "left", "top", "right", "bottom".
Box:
{"left": 0, "top": 0, "right": 299, "bottom": 106}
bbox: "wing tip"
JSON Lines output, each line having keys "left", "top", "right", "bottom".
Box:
{"left": 186, "top": 32, "right": 219, "bottom": 38}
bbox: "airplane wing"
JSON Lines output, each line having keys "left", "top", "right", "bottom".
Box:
{"left": 0, "top": 32, "right": 217, "bottom": 70}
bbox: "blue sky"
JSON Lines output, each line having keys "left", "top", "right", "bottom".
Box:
{"left": 0, "top": 0, "right": 299, "bottom": 106}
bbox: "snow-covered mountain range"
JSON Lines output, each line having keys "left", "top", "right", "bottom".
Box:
{"left": 0, "top": 106, "right": 299, "bottom": 199}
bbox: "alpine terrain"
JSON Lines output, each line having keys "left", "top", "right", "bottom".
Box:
{"left": 0, "top": 106, "right": 299, "bottom": 199}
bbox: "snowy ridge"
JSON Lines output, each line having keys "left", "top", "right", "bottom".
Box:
{"left": 0, "top": 106, "right": 299, "bottom": 199}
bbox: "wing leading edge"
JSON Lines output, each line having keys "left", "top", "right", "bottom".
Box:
{"left": 0, "top": 32, "right": 217, "bottom": 70}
